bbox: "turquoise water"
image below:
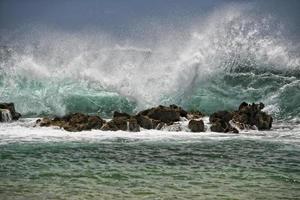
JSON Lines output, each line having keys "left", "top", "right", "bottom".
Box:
{"left": 0, "top": 128, "right": 299, "bottom": 199}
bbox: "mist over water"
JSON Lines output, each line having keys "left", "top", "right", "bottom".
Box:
{"left": 0, "top": 4, "right": 299, "bottom": 119}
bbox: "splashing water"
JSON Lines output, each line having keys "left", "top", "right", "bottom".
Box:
{"left": 0, "top": 109, "right": 12, "bottom": 122}
{"left": 0, "top": 5, "right": 299, "bottom": 119}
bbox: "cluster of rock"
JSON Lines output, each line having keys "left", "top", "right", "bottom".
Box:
{"left": 209, "top": 102, "right": 273, "bottom": 133}
{"left": 0, "top": 103, "right": 21, "bottom": 122}
{"left": 35, "top": 102, "right": 272, "bottom": 133}
{"left": 0, "top": 101, "right": 273, "bottom": 133}
{"left": 36, "top": 105, "right": 206, "bottom": 132}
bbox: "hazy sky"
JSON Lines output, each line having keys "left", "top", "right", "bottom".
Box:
{"left": 1, "top": 0, "right": 300, "bottom": 39}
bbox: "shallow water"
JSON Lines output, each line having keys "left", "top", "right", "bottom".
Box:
{"left": 0, "top": 119, "right": 299, "bottom": 199}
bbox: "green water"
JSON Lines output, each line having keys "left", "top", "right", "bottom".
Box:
{"left": 0, "top": 139, "right": 299, "bottom": 200}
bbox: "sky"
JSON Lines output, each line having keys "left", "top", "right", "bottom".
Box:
{"left": 0, "top": 0, "right": 300, "bottom": 40}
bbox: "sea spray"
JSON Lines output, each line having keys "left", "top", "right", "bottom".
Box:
{"left": 0, "top": 5, "right": 299, "bottom": 120}
{"left": 0, "top": 109, "right": 12, "bottom": 122}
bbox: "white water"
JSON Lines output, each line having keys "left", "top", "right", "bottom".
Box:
{"left": 0, "top": 109, "right": 12, "bottom": 122}
{"left": 0, "top": 118, "right": 299, "bottom": 146}
{"left": 0, "top": 5, "right": 299, "bottom": 117}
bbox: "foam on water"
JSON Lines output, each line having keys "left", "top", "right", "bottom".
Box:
{"left": 0, "top": 118, "right": 299, "bottom": 146}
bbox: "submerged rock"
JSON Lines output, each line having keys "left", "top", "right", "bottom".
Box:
{"left": 0, "top": 103, "right": 21, "bottom": 121}
{"left": 188, "top": 119, "right": 205, "bottom": 132}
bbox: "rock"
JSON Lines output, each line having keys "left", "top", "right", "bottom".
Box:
{"left": 254, "top": 112, "right": 273, "bottom": 130}
{"left": 169, "top": 104, "right": 188, "bottom": 117}
{"left": 187, "top": 111, "right": 204, "bottom": 120}
{"left": 134, "top": 114, "right": 161, "bottom": 129}
{"left": 134, "top": 114, "right": 153, "bottom": 129}
{"left": 0, "top": 102, "right": 21, "bottom": 121}
{"left": 101, "top": 115, "right": 140, "bottom": 132}
{"left": 128, "top": 118, "right": 140, "bottom": 132}
{"left": 140, "top": 105, "right": 181, "bottom": 124}
{"left": 233, "top": 102, "right": 272, "bottom": 130}
{"left": 37, "top": 113, "right": 106, "bottom": 132}
{"left": 209, "top": 111, "right": 233, "bottom": 123}
{"left": 113, "top": 111, "right": 131, "bottom": 119}
{"left": 210, "top": 102, "right": 272, "bottom": 133}
{"left": 209, "top": 111, "right": 238, "bottom": 133}
{"left": 188, "top": 119, "right": 205, "bottom": 132}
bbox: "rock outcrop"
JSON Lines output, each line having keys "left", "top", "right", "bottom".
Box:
{"left": 0, "top": 103, "right": 21, "bottom": 122}
{"left": 209, "top": 111, "right": 238, "bottom": 133}
{"left": 101, "top": 111, "right": 140, "bottom": 132}
{"left": 137, "top": 105, "right": 181, "bottom": 124}
{"left": 233, "top": 102, "right": 272, "bottom": 130}
{"left": 188, "top": 119, "right": 205, "bottom": 132}
{"left": 37, "top": 113, "right": 106, "bottom": 132}
{"left": 209, "top": 102, "right": 273, "bottom": 133}
{"left": 34, "top": 102, "right": 272, "bottom": 133}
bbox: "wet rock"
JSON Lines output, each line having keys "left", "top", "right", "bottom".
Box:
{"left": 128, "top": 118, "right": 140, "bottom": 132}
{"left": 113, "top": 111, "right": 131, "bottom": 119}
{"left": 187, "top": 111, "right": 204, "bottom": 120}
{"left": 210, "top": 102, "right": 272, "bottom": 133}
{"left": 209, "top": 111, "right": 238, "bottom": 133}
{"left": 134, "top": 114, "right": 161, "bottom": 130}
{"left": 37, "top": 113, "right": 106, "bottom": 132}
{"left": 134, "top": 114, "right": 153, "bottom": 129}
{"left": 0, "top": 102, "right": 21, "bottom": 121}
{"left": 169, "top": 104, "right": 188, "bottom": 118}
{"left": 209, "top": 111, "right": 233, "bottom": 123}
{"left": 188, "top": 119, "right": 205, "bottom": 132}
{"left": 101, "top": 114, "right": 140, "bottom": 132}
{"left": 233, "top": 102, "right": 272, "bottom": 130}
{"left": 254, "top": 111, "right": 273, "bottom": 130}
{"left": 138, "top": 105, "right": 181, "bottom": 124}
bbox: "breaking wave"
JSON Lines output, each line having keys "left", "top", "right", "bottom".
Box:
{"left": 0, "top": 5, "right": 299, "bottom": 119}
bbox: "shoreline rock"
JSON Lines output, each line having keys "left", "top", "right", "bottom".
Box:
{"left": 0, "top": 103, "right": 21, "bottom": 122}
{"left": 33, "top": 102, "right": 273, "bottom": 133}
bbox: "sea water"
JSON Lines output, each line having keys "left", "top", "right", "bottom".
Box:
{"left": 0, "top": 3, "right": 300, "bottom": 199}
{"left": 0, "top": 119, "right": 299, "bottom": 199}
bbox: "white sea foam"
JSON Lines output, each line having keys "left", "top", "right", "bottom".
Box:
{"left": 0, "top": 118, "right": 299, "bottom": 146}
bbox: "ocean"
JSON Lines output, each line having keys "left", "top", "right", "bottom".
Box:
{"left": 1, "top": 2, "right": 300, "bottom": 199}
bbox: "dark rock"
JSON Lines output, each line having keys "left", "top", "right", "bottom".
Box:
{"left": 134, "top": 114, "right": 161, "bottom": 130}
{"left": 146, "top": 105, "right": 180, "bottom": 123}
{"left": 169, "top": 104, "right": 188, "bottom": 117}
{"left": 234, "top": 102, "right": 272, "bottom": 130}
{"left": 188, "top": 119, "right": 205, "bottom": 132}
{"left": 128, "top": 118, "right": 140, "bottom": 132}
{"left": 101, "top": 116, "right": 140, "bottom": 132}
{"left": 209, "top": 111, "right": 233, "bottom": 123}
{"left": 134, "top": 114, "right": 153, "bottom": 129}
{"left": 210, "top": 102, "right": 272, "bottom": 133}
{"left": 187, "top": 111, "right": 204, "bottom": 120}
{"left": 210, "top": 120, "right": 226, "bottom": 132}
{"left": 37, "top": 113, "right": 106, "bottom": 132}
{"left": 137, "top": 105, "right": 186, "bottom": 124}
{"left": 113, "top": 111, "right": 131, "bottom": 119}
{"left": 254, "top": 112, "right": 273, "bottom": 130}
{"left": 0, "top": 102, "right": 21, "bottom": 121}
{"left": 209, "top": 111, "right": 237, "bottom": 133}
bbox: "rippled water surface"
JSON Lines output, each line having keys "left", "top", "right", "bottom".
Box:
{"left": 0, "top": 121, "right": 299, "bottom": 199}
